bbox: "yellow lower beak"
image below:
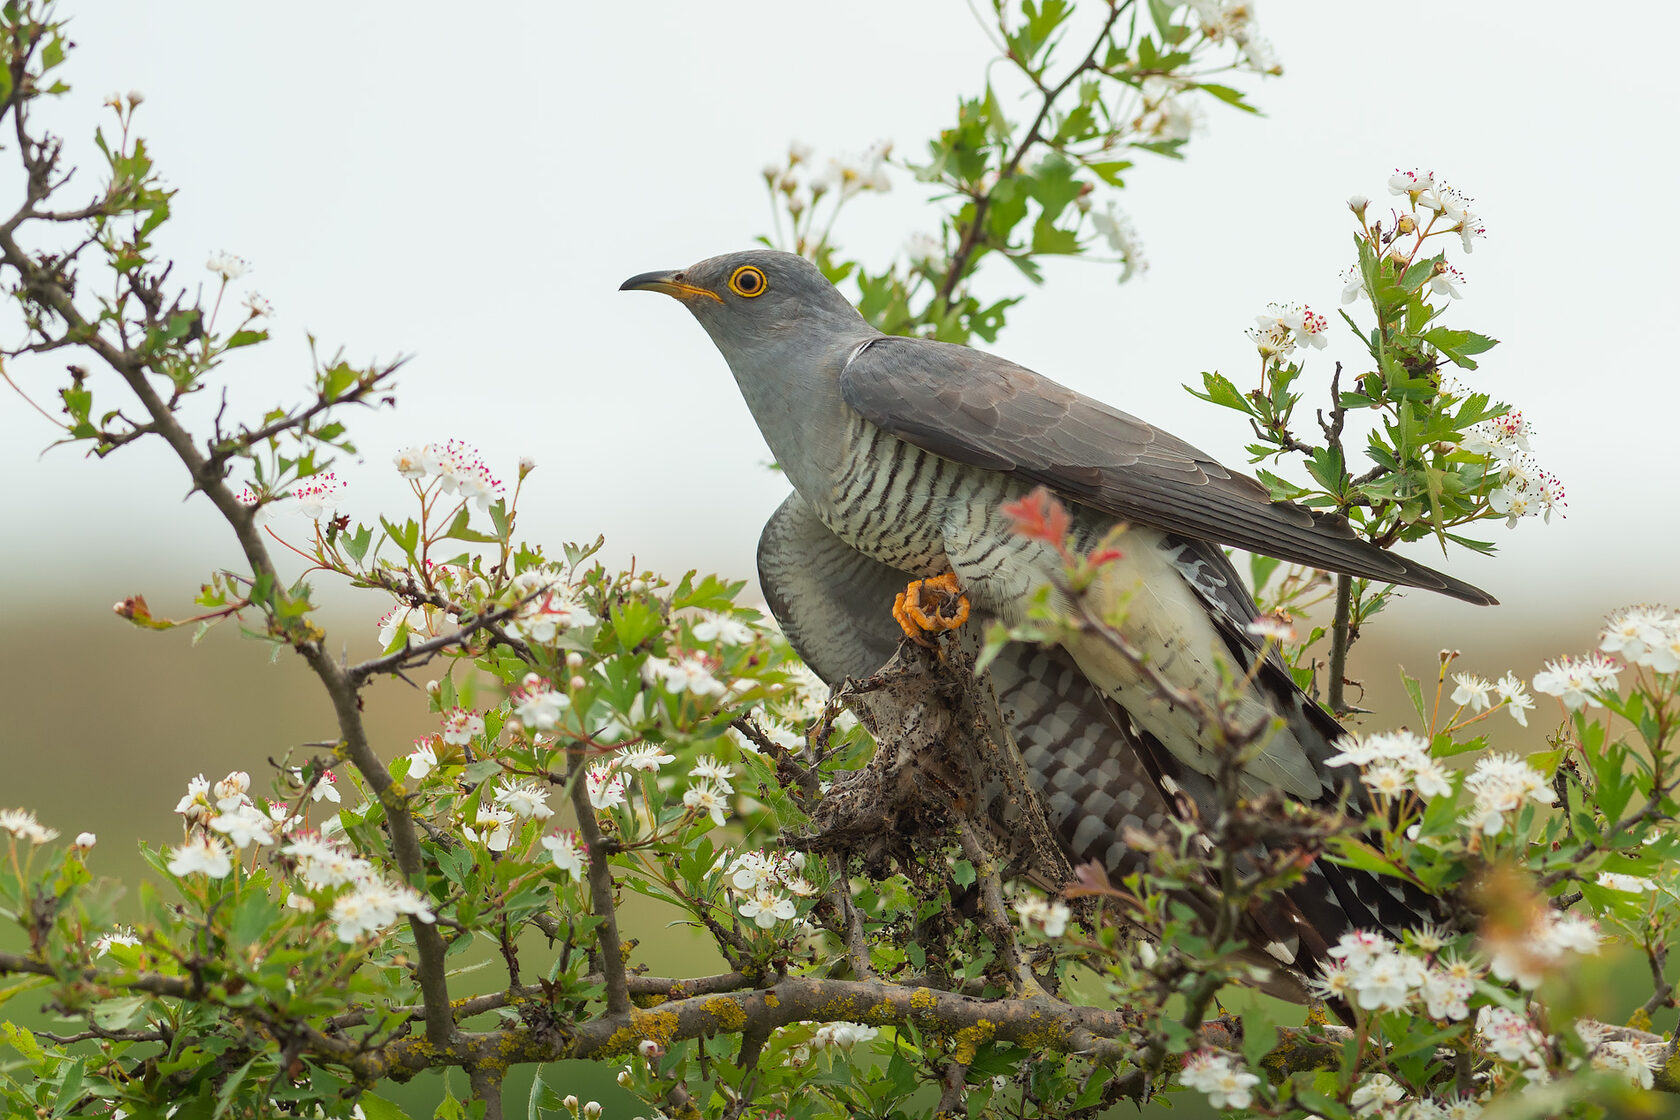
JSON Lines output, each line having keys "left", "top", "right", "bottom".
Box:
{"left": 619, "top": 270, "right": 723, "bottom": 304}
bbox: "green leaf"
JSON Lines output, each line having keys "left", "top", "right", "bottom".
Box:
{"left": 343, "top": 523, "right": 375, "bottom": 565}
{"left": 1400, "top": 670, "right": 1427, "bottom": 726}
{"left": 1195, "top": 82, "right": 1260, "bottom": 114}
{"left": 212, "top": 1054, "right": 260, "bottom": 1119}
{"left": 355, "top": 1093, "right": 416, "bottom": 1120}
{"left": 1423, "top": 327, "right": 1498, "bottom": 369}
{"left": 51, "top": 1058, "right": 87, "bottom": 1118}
{"left": 225, "top": 329, "right": 268, "bottom": 350}
{"left": 1187, "top": 370, "right": 1252, "bottom": 414}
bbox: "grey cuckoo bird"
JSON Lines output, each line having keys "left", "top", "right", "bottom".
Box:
{"left": 623, "top": 249, "right": 1492, "bottom": 989}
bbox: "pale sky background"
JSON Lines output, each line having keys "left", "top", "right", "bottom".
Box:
{"left": 3, "top": 1, "right": 1677, "bottom": 665}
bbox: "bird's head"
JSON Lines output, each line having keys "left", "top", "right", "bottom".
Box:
{"left": 620, "top": 249, "right": 870, "bottom": 359}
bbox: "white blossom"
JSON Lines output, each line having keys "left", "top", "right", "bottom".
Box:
{"left": 1532, "top": 654, "right": 1619, "bottom": 710}
{"left": 493, "top": 779, "right": 554, "bottom": 821}
{"left": 1178, "top": 1049, "right": 1260, "bottom": 1110}
{"left": 512, "top": 673, "right": 571, "bottom": 731}
{"left": 615, "top": 743, "right": 676, "bottom": 773}
{"left": 167, "top": 835, "right": 234, "bottom": 879}
{"left": 0, "top": 808, "right": 59, "bottom": 844}
{"left": 683, "top": 780, "right": 731, "bottom": 827}
{"left": 542, "top": 830, "right": 587, "bottom": 878}
{"left": 441, "top": 708, "right": 485, "bottom": 746}
{"left": 586, "top": 763, "right": 626, "bottom": 811}
{"left": 691, "top": 611, "right": 753, "bottom": 645}
{"left": 406, "top": 741, "right": 439, "bottom": 781}
{"left": 210, "top": 803, "right": 276, "bottom": 849}
{"left": 1450, "top": 673, "right": 1492, "bottom": 711}
{"left": 206, "top": 251, "right": 248, "bottom": 281}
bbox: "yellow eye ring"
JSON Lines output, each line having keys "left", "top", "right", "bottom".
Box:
{"left": 728, "top": 265, "right": 767, "bottom": 298}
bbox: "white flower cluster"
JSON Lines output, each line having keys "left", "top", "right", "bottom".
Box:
{"left": 1599, "top": 604, "right": 1680, "bottom": 674}
{"left": 775, "top": 662, "right": 834, "bottom": 725}
{"left": 283, "top": 832, "right": 436, "bottom": 942}
{"left": 642, "top": 651, "right": 727, "bottom": 698}
{"left": 506, "top": 568, "right": 598, "bottom": 644}
{"left": 1531, "top": 652, "right": 1620, "bottom": 711}
{"left": 1577, "top": 1021, "right": 1666, "bottom": 1090}
{"left": 580, "top": 742, "right": 736, "bottom": 831}
{"left": 762, "top": 138, "right": 891, "bottom": 225}
{"left": 1475, "top": 1005, "right": 1546, "bottom": 1066}
{"left": 1457, "top": 409, "right": 1565, "bottom": 529}
{"left": 377, "top": 563, "right": 489, "bottom": 649}
{"left": 1447, "top": 671, "right": 1535, "bottom": 726}
{"left": 728, "top": 711, "right": 803, "bottom": 755}
{"left": 206, "top": 251, "right": 248, "bottom": 281}
{"left": 171, "top": 770, "right": 279, "bottom": 861}
{"left": 783, "top": 1020, "right": 879, "bottom": 1067}
{"left": 1132, "top": 76, "right": 1200, "bottom": 143}
{"left": 1247, "top": 301, "right": 1328, "bottom": 363}
{"left": 1012, "top": 892, "right": 1072, "bottom": 938}
{"left": 462, "top": 775, "right": 556, "bottom": 852}
{"left": 819, "top": 140, "right": 891, "bottom": 199}
{"left": 1187, "top": 0, "right": 1281, "bottom": 74}
{"left": 0, "top": 807, "right": 59, "bottom": 844}
{"left": 1326, "top": 729, "right": 1452, "bottom": 801}
{"left": 393, "top": 439, "right": 503, "bottom": 510}
{"left": 690, "top": 610, "right": 754, "bottom": 646}
{"left": 1314, "top": 929, "right": 1482, "bottom": 1019}
{"left": 541, "top": 829, "right": 586, "bottom": 878}
{"left": 1484, "top": 908, "right": 1599, "bottom": 989}
{"left": 1090, "top": 202, "right": 1148, "bottom": 281}
{"left": 440, "top": 707, "right": 485, "bottom": 746}
{"left": 1179, "top": 1048, "right": 1261, "bottom": 1110}
{"left": 1388, "top": 168, "right": 1486, "bottom": 253}
{"left": 1348, "top": 1073, "right": 1486, "bottom": 1118}
{"left": 726, "top": 848, "right": 815, "bottom": 929}
{"left": 510, "top": 672, "right": 571, "bottom": 731}
{"left": 291, "top": 471, "right": 346, "bottom": 521}
{"left": 91, "top": 925, "right": 141, "bottom": 958}
{"left": 903, "top": 231, "right": 948, "bottom": 275}
{"left": 1461, "top": 753, "right": 1556, "bottom": 837}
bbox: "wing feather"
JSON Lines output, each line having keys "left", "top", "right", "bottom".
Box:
{"left": 839, "top": 337, "right": 1497, "bottom": 605}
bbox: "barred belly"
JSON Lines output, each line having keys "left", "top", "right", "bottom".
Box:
{"left": 817, "top": 417, "right": 1082, "bottom": 616}
{"left": 817, "top": 418, "right": 973, "bottom": 578}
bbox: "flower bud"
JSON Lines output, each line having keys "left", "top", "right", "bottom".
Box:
{"left": 74, "top": 832, "right": 97, "bottom": 850}
{"left": 616, "top": 1070, "right": 632, "bottom": 1088}
{"left": 562, "top": 1095, "right": 579, "bottom": 1115}
{"left": 426, "top": 680, "right": 441, "bottom": 695}
{"left": 582, "top": 1104, "right": 602, "bottom": 1120}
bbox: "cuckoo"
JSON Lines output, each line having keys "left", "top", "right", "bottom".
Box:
{"left": 623, "top": 249, "right": 1494, "bottom": 991}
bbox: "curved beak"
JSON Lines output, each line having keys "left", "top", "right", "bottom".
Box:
{"left": 619, "top": 269, "right": 723, "bottom": 304}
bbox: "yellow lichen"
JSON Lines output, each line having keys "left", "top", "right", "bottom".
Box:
{"left": 951, "top": 1019, "right": 995, "bottom": 1065}
{"left": 705, "top": 997, "right": 746, "bottom": 1032}
{"left": 763, "top": 993, "right": 780, "bottom": 1009}
{"left": 601, "top": 1008, "right": 681, "bottom": 1057}
{"left": 1626, "top": 1007, "right": 1653, "bottom": 1033}
{"left": 862, "top": 1001, "right": 896, "bottom": 1025}
{"left": 820, "top": 996, "right": 860, "bottom": 1020}
{"left": 909, "top": 987, "right": 939, "bottom": 1016}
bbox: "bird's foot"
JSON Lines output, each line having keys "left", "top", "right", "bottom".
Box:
{"left": 892, "top": 573, "right": 971, "bottom": 648}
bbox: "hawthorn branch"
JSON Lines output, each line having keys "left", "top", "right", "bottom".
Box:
{"left": 0, "top": 96, "right": 457, "bottom": 1047}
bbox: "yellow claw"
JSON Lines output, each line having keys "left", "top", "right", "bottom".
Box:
{"left": 892, "top": 573, "right": 971, "bottom": 648}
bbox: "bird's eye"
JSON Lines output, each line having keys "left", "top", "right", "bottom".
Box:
{"left": 728, "top": 265, "right": 767, "bottom": 298}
